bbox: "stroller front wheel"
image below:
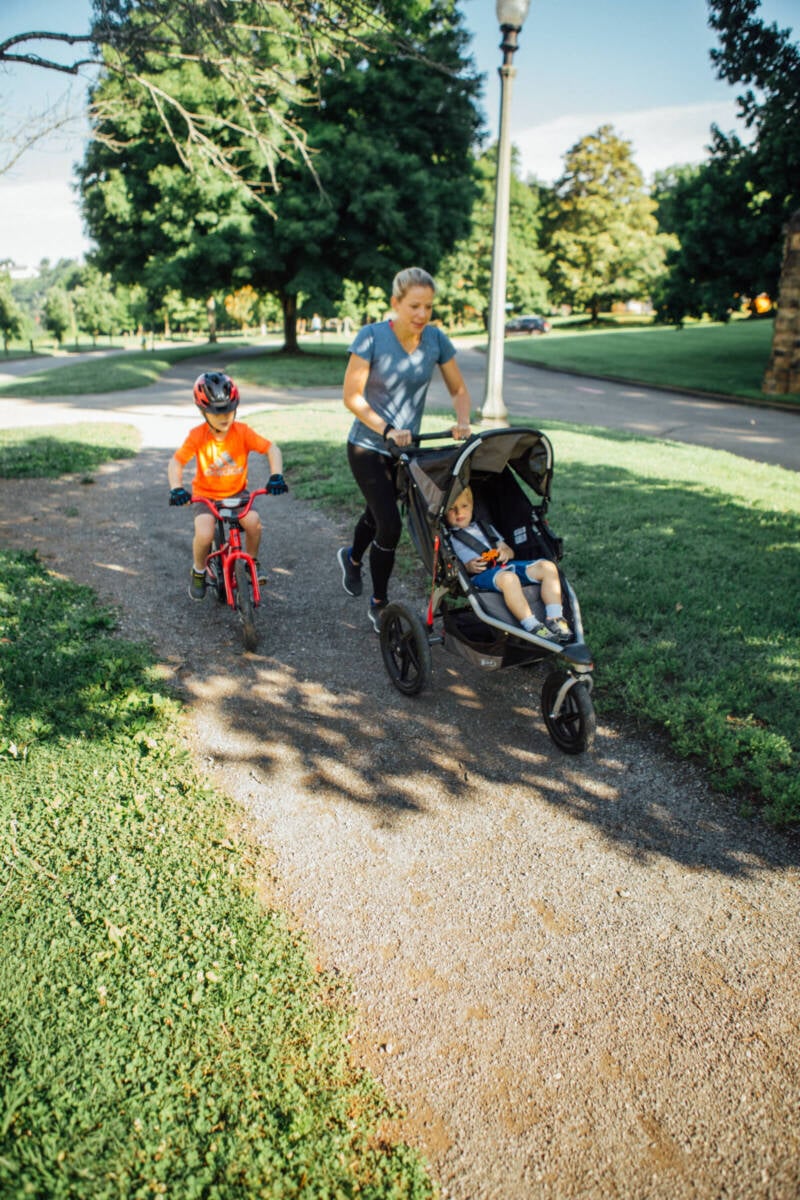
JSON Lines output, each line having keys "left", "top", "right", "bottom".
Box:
{"left": 541, "top": 669, "right": 596, "bottom": 754}
{"left": 380, "top": 602, "right": 432, "bottom": 696}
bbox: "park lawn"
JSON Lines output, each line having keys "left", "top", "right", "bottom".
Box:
{"left": 0, "top": 550, "right": 436, "bottom": 1199}
{"left": 0, "top": 344, "right": 245, "bottom": 398}
{"left": 503, "top": 317, "right": 799, "bottom": 406}
{"left": 0, "top": 423, "right": 139, "bottom": 477}
{"left": 248, "top": 401, "right": 800, "bottom": 826}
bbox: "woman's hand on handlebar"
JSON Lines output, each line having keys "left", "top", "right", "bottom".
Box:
{"left": 386, "top": 427, "right": 413, "bottom": 448}
{"left": 451, "top": 421, "right": 471, "bottom": 440}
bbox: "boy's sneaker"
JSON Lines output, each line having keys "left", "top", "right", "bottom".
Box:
{"left": 545, "top": 616, "right": 573, "bottom": 643}
{"left": 255, "top": 559, "right": 267, "bottom": 585}
{"left": 189, "top": 568, "right": 207, "bottom": 602}
{"left": 338, "top": 546, "right": 363, "bottom": 596}
{"left": 367, "top": 599, "right": 387, "bottom": 633}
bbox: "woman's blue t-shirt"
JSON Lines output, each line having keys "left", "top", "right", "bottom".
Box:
{"left": 346, "top": 320, "right": 456, "bottom": 454}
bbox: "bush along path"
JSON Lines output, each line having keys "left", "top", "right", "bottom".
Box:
{"left": 0, "top": 446, "right": 798, "bottom": 1200}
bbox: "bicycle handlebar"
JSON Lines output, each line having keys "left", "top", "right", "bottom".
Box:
{"left": 191, "top": 487, "right": 269, "bottom": 520}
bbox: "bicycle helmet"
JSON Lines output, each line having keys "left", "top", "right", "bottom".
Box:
{"left": 193, "top": 371, "right": 240, "bottom": 414}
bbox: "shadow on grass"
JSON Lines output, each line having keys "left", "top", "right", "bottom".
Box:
{"left": 1, "top": 448, "right": 797, "bottom": 876}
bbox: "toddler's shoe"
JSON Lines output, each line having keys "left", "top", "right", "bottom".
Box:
{"left": 545, "top": 616, "right": 573, "bottom": 643}
{"left": 338, "top": 546, "right": 363, "bottom": 596}
{"left": 189, "top": 568, "right": 207, "bottom": 602}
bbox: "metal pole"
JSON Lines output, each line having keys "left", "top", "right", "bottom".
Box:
{"left": 481, "top": 28, "right": 520, "bottom": 423}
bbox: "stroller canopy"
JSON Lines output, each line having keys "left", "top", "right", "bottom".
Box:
{"left": 406, "top": 427, "right": 554, "bottom": 522}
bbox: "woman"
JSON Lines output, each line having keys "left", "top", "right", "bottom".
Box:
{"left": 337, "top": 267, "right": 473, "bottom": 631}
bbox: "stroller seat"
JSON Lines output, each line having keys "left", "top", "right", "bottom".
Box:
{"left": 471, "top": 581, "right": 544, "bottom": 629}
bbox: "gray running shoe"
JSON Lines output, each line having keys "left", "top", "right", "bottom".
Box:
{"left": 189, "top": 568, "right": 207, "bottom": 601}
{"left": 338, "top": 546, "right": 363, "bottom": 596}
{"left": 367, "top": 600, "right": 387, "bottom": 633}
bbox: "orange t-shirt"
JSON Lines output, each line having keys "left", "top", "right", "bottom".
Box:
{"left": 174, "top": 421, "right": 273, "bottom": 500}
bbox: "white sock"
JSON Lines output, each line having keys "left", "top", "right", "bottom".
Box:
{"left": 521, "top": 614, "right": 540, "bottom": 631}
{"left": 545, "top": 604, "right": 563, "bottom": 620}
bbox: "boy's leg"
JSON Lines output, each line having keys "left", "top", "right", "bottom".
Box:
{"left": 193, "top": 512, "right": 215, "bottom": 572}
{"left": 524, "top": 559, "right": 562, "bottom": 606}
{"left": 524, "top": 560, "right": 572, "bottom": 640}
{"left": 240, "top": 511, "right": 262, "bottom": 560}
{"left": 495, "top": 570, "right": 532, "bottom": 623}
{"left": 190, "top": 511, "right": 215, "bottom": 601}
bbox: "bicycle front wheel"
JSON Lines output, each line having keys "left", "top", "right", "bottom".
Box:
{"left": 234, "top": 558, "right": 258, "bottom": 651}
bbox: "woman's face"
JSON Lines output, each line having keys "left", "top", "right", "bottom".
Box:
{"left": 391, "top": 285, "right": 435, "bottom": 332}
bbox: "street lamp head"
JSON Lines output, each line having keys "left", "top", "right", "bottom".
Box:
{"left": 496, "top": 0, "right": 530, "bottom": 31}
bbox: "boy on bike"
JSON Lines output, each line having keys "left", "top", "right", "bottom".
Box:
{"left": 168, "top": 371, "right": 288, "bottom": 601}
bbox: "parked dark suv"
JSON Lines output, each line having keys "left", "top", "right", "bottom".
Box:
{"left": 505, "top": 314, "right": 551, "bottom": 335}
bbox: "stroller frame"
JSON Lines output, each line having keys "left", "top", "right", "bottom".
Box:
{"left": 379, "top": 427, "right": 596, "bottom": 754}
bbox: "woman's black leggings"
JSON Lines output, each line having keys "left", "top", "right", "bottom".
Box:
{"left": 347, "top": 442, "right": 402, "bottom": 604}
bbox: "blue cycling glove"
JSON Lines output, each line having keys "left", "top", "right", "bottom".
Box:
{"left": 267, "top": 474, "right": 289, "bottom": 495}
{"left": 169, "top": 487, "right": 192, "bottom": 506}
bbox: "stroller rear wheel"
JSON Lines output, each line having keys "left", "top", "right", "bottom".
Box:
{"left": 380, "top": 602, "right": 432, "bottom": 696}
{"left": 541, "top": 669, "right": 596, "bottom": 754}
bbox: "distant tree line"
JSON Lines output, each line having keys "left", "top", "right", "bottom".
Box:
{"left": 3, "top": 0, "right": 797, "bottom": 353}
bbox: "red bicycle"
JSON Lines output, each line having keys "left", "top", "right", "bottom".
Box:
{"left": 192, "top": 489, "right": 269, "bottom": 651}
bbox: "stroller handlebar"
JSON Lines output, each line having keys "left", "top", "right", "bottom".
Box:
{"left": 387, "top": 430, "right": 465, "bottom": 458}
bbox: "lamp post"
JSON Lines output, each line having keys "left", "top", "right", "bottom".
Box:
{"left": 481, "top": 0, "right": 531, "bottom": 423}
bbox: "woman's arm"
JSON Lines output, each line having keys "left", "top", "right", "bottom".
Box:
{"left": 439, "top": 357, "right": 472, "bottom": 438}
{"left": 343, "top": 352, "right": 411, "bottom": 446}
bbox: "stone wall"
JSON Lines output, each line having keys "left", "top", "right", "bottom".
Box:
{"left": 762, "top": 209, "right": 800, "bottom": 394}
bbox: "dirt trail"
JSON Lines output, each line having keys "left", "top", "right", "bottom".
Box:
{"left": 1, "top": 377, "right": 798, "bottom": 1199}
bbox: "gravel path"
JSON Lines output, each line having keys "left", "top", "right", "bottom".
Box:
{"left": 1, "top": 362, "right": 798, "bottom": 1199}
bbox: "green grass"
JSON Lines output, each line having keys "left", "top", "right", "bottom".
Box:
{"left": 233, "top": 344, "right": 349, "bottom": 390}
{"left": 0, "top": 344, "right": 244, "bottom": 398}
{"left": 0, "top": 551, "right": 436, "bottom": 1199}
{"left": 249, "top": 401, "right": 800, "bottom": 826}
{"left": 503, "top": 317, "right": 798, "bottom": 405}
{"left": 0, "top": 423, "right": 139, "bottom": 477}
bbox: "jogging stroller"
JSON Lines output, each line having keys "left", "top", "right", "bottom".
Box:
{"left": 380, "top": 427, "right": 596, "bottom": 754}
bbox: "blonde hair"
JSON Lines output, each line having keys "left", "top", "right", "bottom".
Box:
{"left": 392, "top": 267, "right": 436, "bottom": 300}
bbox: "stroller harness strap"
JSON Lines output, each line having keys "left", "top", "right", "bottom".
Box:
{"left": 450, "top": 521, "right": 499, "bottom": 557}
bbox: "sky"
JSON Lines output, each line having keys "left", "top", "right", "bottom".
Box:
{"left": 0, "top": 0, "right": 797, "bottom": 272}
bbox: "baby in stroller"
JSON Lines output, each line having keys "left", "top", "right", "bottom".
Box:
{"left": 445, "top": 485, "right": 572, "bottom": 643}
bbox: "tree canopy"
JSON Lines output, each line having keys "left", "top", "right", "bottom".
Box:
{"left": 435, "top": 147, "right": 550, "bottom": 327}
{"left": 545, "top": 125, "right": 676, "bottom": 320}
{"left": 2, "top": 0, "right": 405, "bottom": 199}
{"left": 654, "top": 1, "right": 799, "bottom": 324}
{"left": 79, "top": 0, "right": 483, "bottom": 349}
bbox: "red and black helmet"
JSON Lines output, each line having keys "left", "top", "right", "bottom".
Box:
{"left": 193, "top": 371, "right": 240, "bottom": 414}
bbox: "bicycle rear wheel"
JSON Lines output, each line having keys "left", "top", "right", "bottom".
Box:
{"left": 234, "top": 558, "right": 258, "bottom": 651}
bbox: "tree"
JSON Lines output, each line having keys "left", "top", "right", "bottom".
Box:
{"left": 436, "top": 147, "right": 551, "bottom": 328}
{"left": 655, "top": 3, "right": 800, "bottom": 328}
{"left": 79, "top": 0, "right": 482, "bottom": 351}
{"left": 708, "top": 0, "right": 799, "bottom": 222}
{"left": 43, "top": 288, "right": 73, "bottom": 345}
{"left": 652, "top": 147, "right": 777, "bottom": 323}
{"left": 71, "top": 267, "right": 122, "bottom": 342}
{"left": 545, "top": 125, "right": 677, "bottom": 321}
{"left": 224, "top": 286, "right": 259, "bottom": 333}
{"left": 244, "top": 0, "right": 482, "bottom": 350}
{"left": 0, "top": 273, "right": 24, "bottom": 352}
{"left": 2, "top": 0, "right": 395, "bottom": 200}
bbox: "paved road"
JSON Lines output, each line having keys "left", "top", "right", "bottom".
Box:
{"left": 428, "top": 347, "right": 799, "bottom": 473}
{"left": 1, "top": 342, "right": 797, "bottom": 472}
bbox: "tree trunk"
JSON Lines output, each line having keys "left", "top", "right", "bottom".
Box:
{"left": 590, "top": 296, "right": 600, "bottom": 323}
{"left": 206, "top": 296, "right": 217, "bottom": 344}
{"left": 281, "top": 293, "right": 300, "bottom": 354}
{"left": 762, "top": 209, "right": 800, "bottom": 395}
